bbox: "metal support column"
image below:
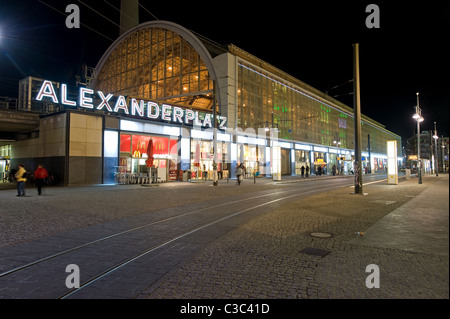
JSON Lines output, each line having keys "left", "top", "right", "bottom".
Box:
{"left": 353, "top": 43, "right": 363, "bottom": 194}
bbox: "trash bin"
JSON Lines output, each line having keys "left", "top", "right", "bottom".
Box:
{"left": 405, "top": 168, "right": 411, "bottom": 180}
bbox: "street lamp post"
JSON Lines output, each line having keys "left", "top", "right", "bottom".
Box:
{"left": 412, "top": 92, "right": 423, "bottom": 184}
{"left": 353, "top": 43, "right": 363, "bottom": 194}
{"left": 433, "top": 122, "right": 439, "bottom": 176}
{"left": 442, "top": 141, "right": 446, "bottom": 173}
{"left": 333, "top": 137, "right": 341, "bottom": 174}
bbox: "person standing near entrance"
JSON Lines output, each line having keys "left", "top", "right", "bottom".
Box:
{"left": 306, "top": 165, "right": 309, "bottom": 177}
{"left": 34, "top": 164, "right": 49, "bottom": 195}
{"left": 301, "top": 165, "right": 305, "bottom": 177}
{"left": 15, "top": 164, "right": 27, "bottom": 197}
{"left": 202, "top": 164, "right": 208, "bottom": 181}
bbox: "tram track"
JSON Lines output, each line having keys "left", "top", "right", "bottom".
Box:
{"left": 0, "top": 177, "right": 387, "bottom": 298}
{"left": 57, "top": 182, "right": 347, "bottom": 299}
{"left": 0, "top": 195, "right": 251, "bottom": 276}
{"left": 0, "top": 187, "right": 307, "bottom": 279}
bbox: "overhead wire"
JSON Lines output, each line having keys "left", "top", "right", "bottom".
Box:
{"left": 327, "top": 79, "right": 353, "bottom": 91}
{"left": 39, "top": 1, "right": 165, "bottom": 43}
{"left": 103, "top": 0, "right": 159, "bottom": 25}
{"left": 102, "top": 0, "right": 130, "bottom": 35}
{"left": 78, "top": 0, "right": 121, "bottom": 29}
{"left": 37, "top": 0, "right": 114, "bottom": 42}
{"left": 138, "top": 2, "right": 159, "bottom": 20}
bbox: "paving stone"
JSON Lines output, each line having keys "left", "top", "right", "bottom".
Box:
{"left": 0, "top": 175, "right": 448, "bottom": 300}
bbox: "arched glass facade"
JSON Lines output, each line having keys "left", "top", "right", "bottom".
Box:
{"left": 94, "top": 28, "right": 214, "bottom": 111}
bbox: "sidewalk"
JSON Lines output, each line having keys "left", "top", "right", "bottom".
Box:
{"left": 1, "top": 172, "right": 447, "bottom": 299}
{"left": 0, "top": 171, "right": 369, "bottom": 191}
{"left": 140, "top": 174, "right": 449, "bottom": 299}
{"left": 349, "top": 174, "right": 449, "bottom": 256}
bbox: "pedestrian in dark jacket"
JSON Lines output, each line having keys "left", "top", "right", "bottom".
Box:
{"left": 34, "top": 164, "right": 49, "bottom": 195}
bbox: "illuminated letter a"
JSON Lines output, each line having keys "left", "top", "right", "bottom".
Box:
{"left": 365, "top": 4, "right": 380, "bottom": 29}
{"left": 365, "top": 264, "right": 380, "bottom": 288}
{"left": 65, "top": 264, "right": 80, "bottom": 289}
{"left": 66, "top": 4, "right": 80, "bottom": 29}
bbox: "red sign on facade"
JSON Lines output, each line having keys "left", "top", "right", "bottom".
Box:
{"left": 120, "top": 134, "right": 177, "bottom": 157}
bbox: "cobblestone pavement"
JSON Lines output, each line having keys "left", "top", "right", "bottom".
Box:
{"left": 138, "top": 175, "right": 449, "bottom": 299}
{"left": 0, "top": 178, "right": 288, "bottom": 247}
{"left": 0, "top": 174, "right": 447, "bottom": 301}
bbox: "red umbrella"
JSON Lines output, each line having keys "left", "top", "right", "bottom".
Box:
{"left": 146, "top": 138, "right": 154, "bottom": 167}
{"left": 194, "top": 142, "right": 200, "bottom": 167}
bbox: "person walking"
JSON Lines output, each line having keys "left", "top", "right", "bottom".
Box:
{"left": 235, "top": 163, "right": 243, "bottom": 185}
{"left": 306, "top": 165, "right": 309, "bottom": 177}
{"left": 34, "top": 164, "right": 49, "bottom": 195}
{"left": 301, "top": 165, "right": 305, "bottom": 177}
{"left": 332, "top": 164, "right": 337, "bottom": 176}
{"left": 15, "top": 164, "right": 27, "bottom": 197}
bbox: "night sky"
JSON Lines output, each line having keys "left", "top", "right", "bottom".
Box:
{"left": 1, "top": 0, "right": 449, "bottom": 142}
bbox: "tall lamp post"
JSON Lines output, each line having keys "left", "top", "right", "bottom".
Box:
{"left": 353, "top": 43, "right": 363, "bottom": 194}
{"left": 412, "top": 92, "right": 423, "bottom": 184}
{"left": 433, "top": 122, "right": 439, "bottom": 176}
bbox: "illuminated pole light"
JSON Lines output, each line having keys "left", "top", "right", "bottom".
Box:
{"left": 387, "top": 140, "right": 398, "bottom": 184}
{"left": 413, "top": 93, "right": 423, "bottom": 184}
{"left": 442, "top": 142, "right": 446, "bottom": 173}
{"left": 433, "top": 122, "right": 439, "bottom": 176}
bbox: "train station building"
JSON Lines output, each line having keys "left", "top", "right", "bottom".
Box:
{"left": 5, "top": 20, "right": 402, "bottom": 185}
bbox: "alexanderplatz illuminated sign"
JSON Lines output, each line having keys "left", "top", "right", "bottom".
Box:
{"left": 36, "top": 80, "right": 227, "bottom": 130}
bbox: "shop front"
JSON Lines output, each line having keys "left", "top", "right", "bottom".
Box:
{"left": 281, "top": 148, "right": 291, "bottom": 175}
{"left": 240, "top": 144, "right": 266, "bottom": 178}
{"left": 294, "top": 149, "right": 311, "bottom": 176}
{"left": 189, "top": 129, "right": 231, "bottom": 181}
{"left": 191, "top": 139, "right": 229, "bottom": 181}
{"left": 236, "top": 136, "right": 267, "bottom": 178}
{"left": 373, "top": 156, "right": 387, "bottom": 172}
{"left": 0, "top": 145, "right": 11, "bottom": 182}
{"left": 313, "top": 146, "right": 328, "bottom": 175}
{"left": 119, "top": 133, "right": 178, "bottom": 183}
{"left": 362, "top": 156, "right": 371, "bottom": 174}
{"left": 112, "top": 119, "right": 236, "bottom": 184}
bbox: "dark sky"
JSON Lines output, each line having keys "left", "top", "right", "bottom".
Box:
{"left": 1, "top": 0, "right": 449, "bottom": 141}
